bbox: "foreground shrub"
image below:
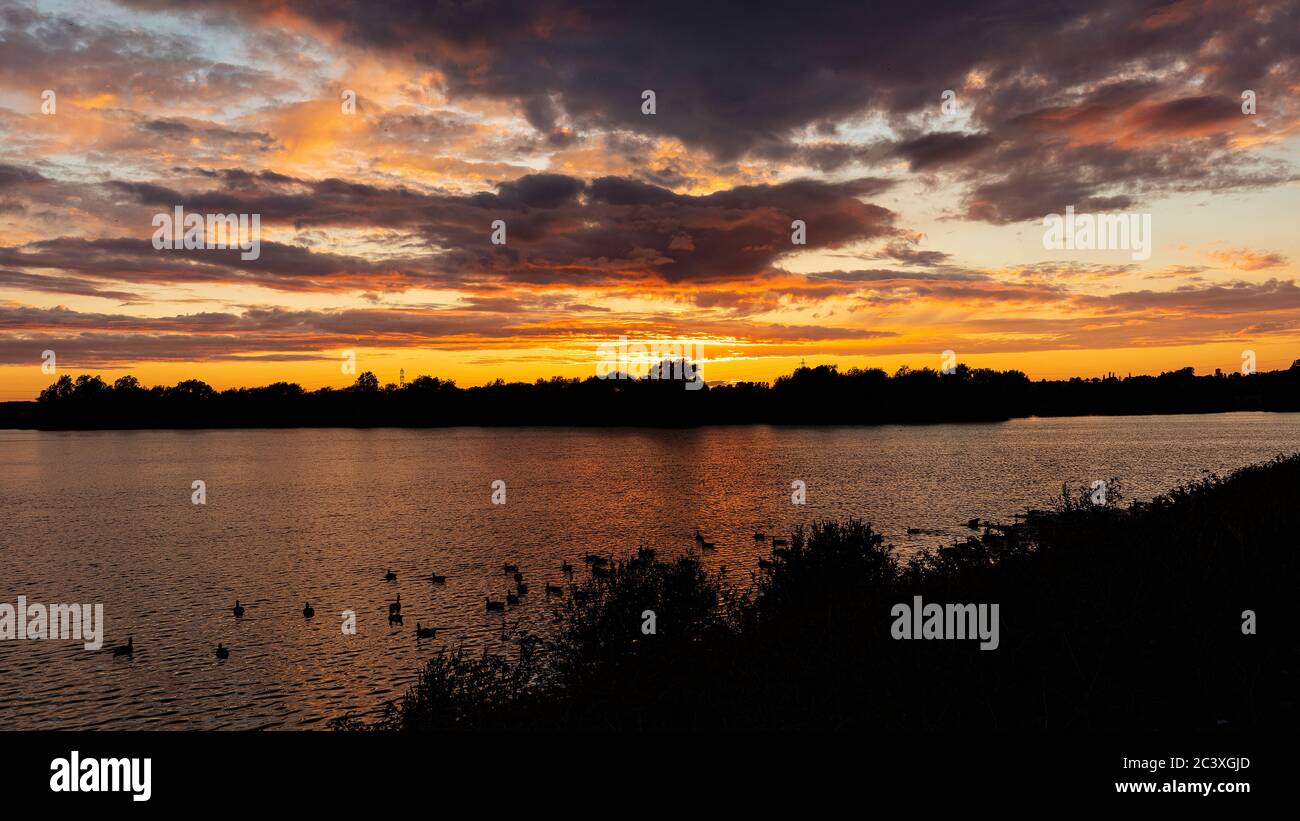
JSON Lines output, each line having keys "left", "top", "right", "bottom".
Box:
{"left": 337, "top": 454, "right": 1300, "bottom": 731}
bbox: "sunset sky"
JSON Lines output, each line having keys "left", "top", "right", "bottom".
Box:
{"left": 1, "top": 0, "right": 1298, "bottom": 399}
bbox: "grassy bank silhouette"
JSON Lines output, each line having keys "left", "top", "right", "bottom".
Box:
{"left": 333, "top": 454, "right": 1298, "bottom": 731}
{"left": 7, "top": 360, "right": 1300, "bottom": 428}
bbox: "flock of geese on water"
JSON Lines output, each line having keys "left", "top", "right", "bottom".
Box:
{"left": 106, "top": 526, "right": 790, "bottom": 662}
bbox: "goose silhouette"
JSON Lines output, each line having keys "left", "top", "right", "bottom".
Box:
{"left": 485, "top": 596, "right": 504, "bottom": 612}
{"left": 415, "top": 623, "right": 438, "bottom": 638}
{"left": 429, "top": 573, "right": 447, "bottom": 584}
{"left": 112, "top": 637, "right": 133, "bottom": 657}
{"left": 303, "top": 602, "right": 314, "bottom": 619}
{"left": 215, "top": 643, "right": 229, "bottom": 660}
{"left": 506, "top": 590, "right": 520, "bottom": 605}
{"left": 232, "top": 600, "right": 245, "bottom": 618}
{"left": 389, "top": 594, "right": 401, "bottom": 616}
{"left": 385, "top": 569, "right": 397, "bottom": 582}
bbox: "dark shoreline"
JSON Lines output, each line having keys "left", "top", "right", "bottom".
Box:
{"left": 3, "top": 406, "right": 1300, "bottom": 433}
{"left": 6, "top": 361, "right": 1300, "bottom": 430}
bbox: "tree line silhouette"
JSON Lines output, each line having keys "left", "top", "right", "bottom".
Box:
{"left": 6, "top": 359, "right": 1300, "bottom": 429}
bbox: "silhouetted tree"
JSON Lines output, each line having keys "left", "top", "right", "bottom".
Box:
{"left": 351, "top": 372, "right": 380, "bottom": 392}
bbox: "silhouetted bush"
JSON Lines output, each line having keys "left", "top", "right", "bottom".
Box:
{"left": 334, "top": 454, "right": 1300, "bottom": 731}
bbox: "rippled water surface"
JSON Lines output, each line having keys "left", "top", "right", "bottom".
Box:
{"left": 1, "top": 413, "right": 1296, "bottom": 728}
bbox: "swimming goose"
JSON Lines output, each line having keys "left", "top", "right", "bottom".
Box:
{"left": 385, "top": 569, "right": 397, "bottom": 581}
{"left": 429, "top": 573, "right": 447, "bottom": 584}
{"left": 512, "top": 571, "right": 524, "bottom": 584}
{"left": 232, "top": 600, "right": 245, "bottom": 618}
{"left": 215, "top": 643, "right": 229, "bottom": 660}
{"left": 415, "top": 623, "right": 438, "bottom": 638}
{"left": 561, "top": 560, "right": 573, "bottom": 574}
{"left": 506, "top": 590, "right": 520, "bottom": 605}
{"left": 389, "top": 594, "right": 401, "bottom": 616}
{"left": 112, "top": 637, "right": 134, "bottom": 657}
{"left": 303, "top": 602, "right": 314, "bottom": 619}
{"left": 516, "top": 582, "right": 529, "bottom": 595}
{"left": 503, "top": 562, "right": 519, "bottom": 573}
{"left": 485, "top": 596, "right": 505, "bottom": 612}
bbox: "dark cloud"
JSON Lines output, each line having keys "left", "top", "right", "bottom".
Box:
{"left": 954, "top": 80, "right": 1298, "bottom": 222}
{"left": 0, "top": 236, "right": 438, "bottom": 293}
{"left": 0, "top": 7, "right": 301, "bottom": 109}
{"left": 1073, "top": 278, "right": 1300, "bottom": 316}
{"left": 0, "top": 303, "right": 895, "bottom": 366}
{"left": 804, "top": 268, "right": 991, "bottom": 285}
{"left": 118, "top": 1, "right": 1299, "bottom": 192}
{"left": 133, "top": 118, "right": 277, "bottom": 151}
{"left": 877, "top": 243, "right": 953, "bottom": 267}
{"left": 30, "top": 171, "right": 899, "bottom": 289}
{"left": 0, "top": 163, "right": 48, "bottom": 187}
{"left": 893, "top": 133, "right": 994, "bottom": 171}
{"left": 1128, "top": 95, "right": 1243, "bottom": 135}
{"left": 475, "top": 173, "right": 586, "bottom": 209}
{"left": 0, "top": 269, "right": 142, "bottom": 302}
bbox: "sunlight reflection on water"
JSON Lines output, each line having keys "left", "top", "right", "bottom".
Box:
{"left": 1, "top": 412, "right": 1296, "bottom": 728}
